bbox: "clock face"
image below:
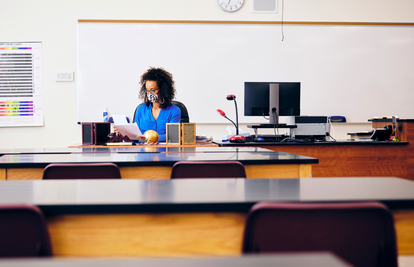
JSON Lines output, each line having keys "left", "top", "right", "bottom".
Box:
{"left": 218, "top": 0, "right": 244, "bottom": 12}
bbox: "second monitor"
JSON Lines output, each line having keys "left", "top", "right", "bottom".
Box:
{"left": 244, "top": 82, "right": 301, "bottom": 124}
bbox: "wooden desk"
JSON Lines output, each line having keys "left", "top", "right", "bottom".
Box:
{"left": 0, "top": 178, "right": 413, "bottom": 257}
{"left": 0, "top": 147, "right": 318, "bottom": 180}
{"left": 216, "top": 119, "right": 414, "bottom": 181}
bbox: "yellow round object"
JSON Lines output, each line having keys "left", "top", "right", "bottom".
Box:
{"left": 144, "top": 130, "right": 159, "bottom": 145}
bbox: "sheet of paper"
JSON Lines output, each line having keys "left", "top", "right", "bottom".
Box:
{"left": 115, "top": 123, "right": 142, "bottom": 139}
{"left": 112, "top": 114, "right": 129, "bottom": 125}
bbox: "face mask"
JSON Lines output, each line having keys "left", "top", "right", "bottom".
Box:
{"left": 147, "top": 93, "right": 159, "bottom": 103}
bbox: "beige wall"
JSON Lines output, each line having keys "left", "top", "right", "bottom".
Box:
{"left": 0, "top": 0, "right": 412, "bottom": 148}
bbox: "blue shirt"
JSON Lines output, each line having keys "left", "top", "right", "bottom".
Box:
{"left": 134, "top": 103, "right": 181, "bottom": 142}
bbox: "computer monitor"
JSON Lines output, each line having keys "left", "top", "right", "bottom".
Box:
{"left": 244, "top": 82, "right": 300, "bottom": 124}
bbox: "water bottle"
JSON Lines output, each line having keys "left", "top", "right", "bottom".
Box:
{"left": 103, "top": 108, "right": 109, "bottom": 122}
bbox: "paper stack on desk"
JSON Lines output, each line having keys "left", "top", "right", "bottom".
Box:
{"left": 196, "top": 134, "right": 213, "bottom": 143}
{"left": 113, "top": 114, "right": 142, "bottom": 139}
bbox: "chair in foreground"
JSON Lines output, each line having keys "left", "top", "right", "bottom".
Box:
{"left": 42, "top": 163, "right": 121, "bottom": 179}
{"left": 0, "top": 204, "right": 52, "bottom": 258}
{"left": 242, "top": 202, "right": 397, "bottom": 267}
{"left": 170, "top": 161, "right": 246, "bottom": 179}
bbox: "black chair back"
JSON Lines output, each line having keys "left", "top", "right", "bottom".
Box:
{"left": 172, "top": 100, "right": 189, "bottom": 123}
{"left": 0, "top": 204, "right": 53, "bottom": 257}
{"left": 243, "top": 201, "right": 398, "bottom": 267}
{"left": 43, "top": 163, "right": 121, "bottom": 179}
{"left": 171, "top": 161, "right": 246, "bottom": 179}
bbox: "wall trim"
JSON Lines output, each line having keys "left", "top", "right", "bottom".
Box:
{"left": 78, "top": 20, "right": 414, "bottom": 26}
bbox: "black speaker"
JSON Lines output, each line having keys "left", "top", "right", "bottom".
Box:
{"left": 94, "top": 122, "right": 111, "bottom": 145}
{"left": 82, "top": 122, "right": 110, "bottom": 145}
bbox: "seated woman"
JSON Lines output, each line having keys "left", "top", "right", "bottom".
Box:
{"left": 115, "top": 67, "right": 181, "bottom": 142}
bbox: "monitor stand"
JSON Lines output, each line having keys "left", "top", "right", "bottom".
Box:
{"left": 269, "top": 83, "right": 279, "bottom": 125}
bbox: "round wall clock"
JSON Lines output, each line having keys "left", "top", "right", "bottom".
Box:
{"left": 218, "top": 0, "right": 244, "bottom": 12}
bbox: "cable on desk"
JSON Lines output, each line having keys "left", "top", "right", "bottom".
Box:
{"left": 328, "top": 116, "right": 336, "bottom": 140}
{"left": 272, "top": 109, "right": 279, "bottom": 141}
{"left": 280, "top": 137, "right": 291, "bottom": 143}
{"left": 262, "top": 108, "right": 269, "bottom": 120}
{"left": 327, "top": 133, "right": 336, "bottom": 141}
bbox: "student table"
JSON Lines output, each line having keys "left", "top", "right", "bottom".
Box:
{"left": 0, "top": 147, "right": 318, "bottom": 180}
{"left": 0, "top": 253, "right": 351, "bottom": 267}
{"left": 0, "top": 177, "right": 413, "bottom": 257}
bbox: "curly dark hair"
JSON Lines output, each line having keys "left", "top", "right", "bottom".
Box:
{"left": 139, "top": 67, "right": 176, "bottom": 109}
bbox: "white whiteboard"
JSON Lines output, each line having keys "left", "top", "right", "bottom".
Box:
{"left": 77, "top": 21, "right": 414, "bottom": 123}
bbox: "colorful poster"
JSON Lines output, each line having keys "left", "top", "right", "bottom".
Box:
{"left": 0, "top": 42, "right": 43, "bottom": 127}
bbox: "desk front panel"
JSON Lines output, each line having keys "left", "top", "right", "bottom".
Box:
{"left": 47, "top": 212, "right": 245, "bottom": 257}
{"left": 45, "top": 210, "right": 414, "bottom": 257}
{"left": 218, "top": 141, "right": 411, "bottom": 179}
{"left": 263, "top": 144, "right": 410, "bottom": 179}
{"left": 2, "top": 164, "right": 312, "bottom": 180}
{"left": 119, "top": 164, "right": 312, "bottom": 179}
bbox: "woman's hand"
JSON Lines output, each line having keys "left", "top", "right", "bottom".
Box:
{"left": 112, "top": 126, "right": 123, "bottom": 137}
{"left": 137, "top": 135, "right": 145, "bottom": 140}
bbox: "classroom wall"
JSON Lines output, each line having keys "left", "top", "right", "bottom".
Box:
{"left": 1, "top": 0, "right": 413, "bottom": 149}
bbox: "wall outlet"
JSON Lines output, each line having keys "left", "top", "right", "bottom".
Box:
{"left": 56, "top": 72, "right": 74, "bottom": 82}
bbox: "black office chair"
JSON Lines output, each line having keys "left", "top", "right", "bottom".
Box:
{"left": 0, "top": 204, "right": 53, "bottom": 257}
{"left": 43, "top": 163, "right": 122, "bottom": 179}
{"left": 242, "top": 201, "right": 398, "bottom": 267}
{"left": 133, "top": 100, "right": 189, "bottom": 123}
{"left": 172, "top": 100, "right": 189, "bottom": 123}
{"left": 171, "top": 161, "right": 247, "bottom": 179}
